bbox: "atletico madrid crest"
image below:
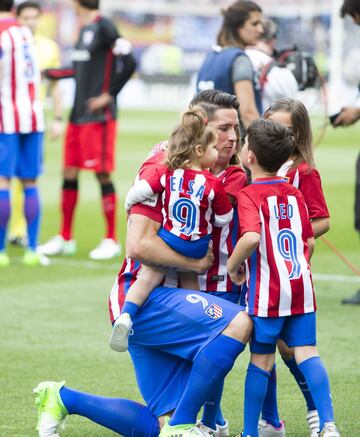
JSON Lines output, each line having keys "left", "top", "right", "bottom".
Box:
{"left": 205, "top": 303, "right": 223, "bottom": 319}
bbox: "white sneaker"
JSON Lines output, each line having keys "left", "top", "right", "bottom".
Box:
{"left": 37, "top": 236, "right": 76, "bottom": 256}
{"left": 109, "top": 313, "right": 133, "bottom": 352}
{"left": 319, "top": 422, "right": 340, "bottom": 437}
{"left": 258, "top": 419, "right": 286, "bottom": 437}
{"left": 306, "top": 410, "right": 320, "bottom": 437}
{"left": 89, "top": 238, "right": 121, "bottom": 260}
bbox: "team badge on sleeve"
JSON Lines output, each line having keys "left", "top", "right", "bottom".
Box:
{"left": 205, "top": 303, "right": 223, "bottom": 319}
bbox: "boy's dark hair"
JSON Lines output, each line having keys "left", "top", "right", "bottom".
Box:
{"left": 16, "top": 1, "right": 41, "bottom": 16}
{"left": 340, "top": 0, "right": 360, "bottom": 18}
{"left": 0, "top": 0, "right": 14, "bottom": 12}
{"left": 74, "top": 0, "right": 100, "bottom": 10}
{"left": 246, "top": 119, "right": 295, "bottom": 173}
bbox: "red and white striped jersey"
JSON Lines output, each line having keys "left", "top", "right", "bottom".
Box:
{"left": 238, "top": 176, "right": 316, "bottom": 317}
{"left": 126, "top": 166, "right": 233, "bottom": 241}
{"left": 278, "top": 161, "right": 329, "bottom": 219}
{"left": 0, "top": 19, "right": 44, "bottom": 133}
{"left": 199, "top": 165, "right": 247, "bottom": 292}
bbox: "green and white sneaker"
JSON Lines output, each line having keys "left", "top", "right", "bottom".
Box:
{"left": 0, "top": 252, "right": 10, "bottom": 267}
{"left": 319, "top": 422, "right": 340, "bottom": 437}
{"left": 160, "top": 417, "right": 210, "bottom": 436}
{"left": 33, "top": 381, "right": 68, "bottom": 437}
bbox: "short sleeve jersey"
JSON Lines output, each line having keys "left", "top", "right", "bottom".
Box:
{"left": 278, "top": 161, "right": 330, "bottom": 219}
{"left": 128, "top": 166, "right": 234, "bottom": 241}
{"left": 70, "top": 16, "right": 120, "bottom": 124}
{"left": 238, "top": 177, "right": 316, "bottom": 317}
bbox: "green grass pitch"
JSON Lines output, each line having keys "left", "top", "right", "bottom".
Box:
{"left": 0, "top": 110, "right": 359, "bottom": 436}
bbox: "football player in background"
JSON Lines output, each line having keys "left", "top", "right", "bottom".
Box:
{"left": 0, "top": 0, "right": 45, "bottom": 266}
{"left": 38, "top": 0, "right": 136, "bottom": 260}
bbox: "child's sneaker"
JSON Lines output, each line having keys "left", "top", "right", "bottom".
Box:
{"left": 196, "top": 422, "right": 217, "bottom": 436}
{"left": 258, "top": 419, "right": 286, "bottom": 436}
{"left": 109, "top": 313, "right": 133, "bottom": 352}
{"left": 306, "top": 410, "right": 320, "bottom": 437}
{"left": 33, "top": 381, "right": 68, "bottom": 437}
{"left": 319, "top": 422, "right": 340, "bottom": 437}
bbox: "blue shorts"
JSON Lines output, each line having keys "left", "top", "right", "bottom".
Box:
{"left": 250, "top": 312, "right": 316, "bottom": 354}
{"left": 128, "top": 286, "right": 243, "bottom": 416}
{"left": 207, "top": 291, "right": 242, "bottom": 304}
{"left": 0, "top": 132, "right": 44, "bottom": 179}
{"left": 158, "top": 227, "right": 211, "bottom": 259}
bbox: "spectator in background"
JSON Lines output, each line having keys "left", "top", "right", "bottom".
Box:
{"left": 38, "top": 0, "right": 136, "bottom": 260}
{"left": 8, "top": 0, "right": 63, "bottom": 249}
{"left": 246, "top": 17, "right": 299, "bottom": 110}
{"left": 0, "top": 0, "right": 45, "bottom": 266}
{"left": 335, "top": 0, "right": 360, "bottom": 305}
{"left": 196, "top": 0, "right": 263, "bottom": 128}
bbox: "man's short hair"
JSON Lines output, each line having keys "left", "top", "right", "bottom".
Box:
{"left": 0, "top": 0, "right": 14, "bottom": 12}
{"left": 74, "top": 0, "right": 100, "bottom": 10}
{"left": 261, "top": 18, "right": 277, "bottom": 42}
{"left": 16, "top": 1, "right": 41, "bottom": 16}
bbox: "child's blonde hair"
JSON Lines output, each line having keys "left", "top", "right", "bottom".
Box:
{"left": 166, "top": 106, "right": 217, "bottom": 170}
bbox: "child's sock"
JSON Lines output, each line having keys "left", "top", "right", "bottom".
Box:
{"left": 24, "top": 187, "right": 40, "bottom": 250}
{"left": 284, "top": 357, "right": 316, "bottom": 412}
{"left": 298, "top": 357, "right": 334, "bottom": 429}
{"left": 170, "top": 334, "right": 245, "bottom": 426}
{"left": 0, "top": 189, "right": 10, "bottom": 251}
{"left": 243, "top": 363, "right": 271, "bottom": 437}
{"left": 261, "top": 364, "right": 282, "bottom": 428}
{"left": 122, "top": 302, "right": 140, "bottom": 320}
{"left": 60, "top": 386, "right": 160, "bottom": 437}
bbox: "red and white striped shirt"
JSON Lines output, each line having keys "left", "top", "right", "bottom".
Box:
{"left": 0, "top": 19, "right": 44, "bottom": 133}
{"left": 199, "top": 165, "right": 247, "bottom": 292}
{"left": 238, "top": 177, "right": 315, "bottom": 317}
{"left": 126, "top": 166, "right": 233, "bottom": 241}
{"left": 278, "top": 161, "right": 329, "bottom": 219}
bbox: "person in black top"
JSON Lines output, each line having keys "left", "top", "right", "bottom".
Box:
{"left": 39, "top": 0, "right": 136, "bottom": 260}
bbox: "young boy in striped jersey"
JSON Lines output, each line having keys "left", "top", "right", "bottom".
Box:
{"left": 227, "top": 119, "right": 340, "bottom": 437}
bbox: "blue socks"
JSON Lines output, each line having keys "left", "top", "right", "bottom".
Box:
{"left": 24, "top": 187, "right": 40, "bottom": 250}
{"left": 122, "top": 302, "right": 140, "bottom": 319}
{"left": 298, "top": 356, "right": 334, "bottom": 429}
{"left": 60, "top": 386, "right": 160, "bottom": 437}
{"left": 261, "top": 365, "right": 281, "bottom": 428}
{"left": 201, "top": 380, "right": 225, "bottom": 430}
{"left": 243, "top": 363, "right": 271, "bottom": 437}
{"left": 284, "top": 357, "right": 316, "bottom": 412}
{"left": 0, "top": 189, "right": 10, "bottom": 251}
{"left": 170, "top": 334, "right": 245, "bottom": 426}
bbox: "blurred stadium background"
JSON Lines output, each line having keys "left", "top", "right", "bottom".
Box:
{"left": 29, "top": 0, "right": 360, "bottom": 112}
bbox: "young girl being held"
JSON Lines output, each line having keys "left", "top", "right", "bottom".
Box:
{"left": 110, "top": 107, "right": 234, "bottom": 352}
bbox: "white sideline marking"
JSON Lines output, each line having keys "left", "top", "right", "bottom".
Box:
{"left": 43, "top": 258, "right": 360, "bottom": 283}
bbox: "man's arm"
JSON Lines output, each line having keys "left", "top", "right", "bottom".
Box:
{"left": 333, "top": 107, "right": 360, "bottom": 127}
{"left": 126, "top": 214, "right": 214, "bottom": 274}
